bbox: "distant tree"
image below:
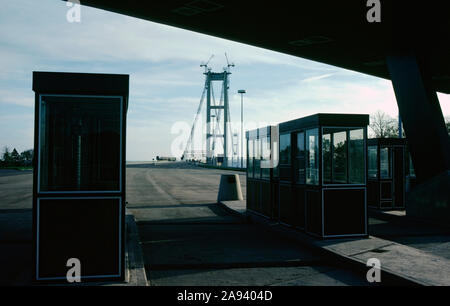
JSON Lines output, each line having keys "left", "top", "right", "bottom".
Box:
{"left": 369, "top": 111, "right": 399, "bottom": 138}
{"left": 0, "top": 147, "right": 34, "bottom": 168}
{"left": 20, "top": 149, "right": 33, "bottom": 166}
{"left": 2, "top": 146, "right": 11, "bottom": 164}
{"left": 10, "top": 148, "right": 21, "bottom": 166}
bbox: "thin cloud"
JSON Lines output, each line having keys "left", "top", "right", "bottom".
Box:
{"left": 0, "top": 90, "right": 34, "bottom": 108}
{"left": 0, "top": 0, "right": 336, "bottom": 70}
{"left": 301, "top": 73, "right": 335, "bottom": 83}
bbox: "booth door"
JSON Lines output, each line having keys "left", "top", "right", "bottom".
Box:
{"left": 393, "top": 147, "right": 405, "bottom": 208}
{"left": 379, "top": 146, "right": 393, "bottom": 209}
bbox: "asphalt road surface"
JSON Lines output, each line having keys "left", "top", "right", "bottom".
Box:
{"left": 126, "top": 162, "right": 370, "bottom": 286}
{"left": 0, "top": 170, "right": 33, "bottom": 285}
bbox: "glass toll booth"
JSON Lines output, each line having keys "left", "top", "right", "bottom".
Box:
{"left": 246, "top": 126, "right": 279, "bottom": 219}
{"left": 32, "top": 72, "right": 129, "bottom": 282}
{"left": 277, "top": 114, "right": 369, "bottom": 238}
{"left": 367, "top": 138, "right": 415, "bottom": 210}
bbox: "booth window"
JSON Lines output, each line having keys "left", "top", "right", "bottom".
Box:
{"left": 333, "top": 131, "right": 347, "bottom": 183}
{"left": 295, "top": 132, "right": 306, "bottom": 184}
{"left": 261, "top": 135, "right": 271, "bottom": 179}
{"left": 39, "top": 95, "right": 121, "bottom": 192}
{"left": 254, "top": 139, "right": 261, "bottom": 179}
{"left": 380, "top": 147, "right": 391, "bottom": 179}
{"left": 279, "top": 133, "right": 291, "bottom": 165}
{"left": 348, "top": 129, "right": 364, "bottom": 184}
{"left": 322, "top": 133, "right": 332, "bottom": 183}
{"left": 306, "top": 128, "right": 319, "bottom": 185}
{"left": 272, "top": 133, "right": 279, "bottom": 178}
{"left": 247, "top": 139, "right": 254, "bottom": 178}
{"left": 322, "top": 127, "right": 365, "bottom": 185}
{"left": 368, "top": 146, "right": 378, "bottom": 179}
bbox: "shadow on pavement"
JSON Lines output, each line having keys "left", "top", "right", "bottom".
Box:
{"left": 368, "top": 210, "right": 450, "bottom": 259}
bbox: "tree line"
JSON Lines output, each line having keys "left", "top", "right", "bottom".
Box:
{"left": 0, "top": 147, "right": 33, "bottom": 168}
{"left": 369, "top": 111, "right": 450, "bottom": 138}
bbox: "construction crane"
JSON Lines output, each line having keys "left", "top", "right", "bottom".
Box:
{"left": 200, "top": 54, "right": 214, "bottom": 73}
{"left": 225, "top": 53, "right": 235, "bottom": 72}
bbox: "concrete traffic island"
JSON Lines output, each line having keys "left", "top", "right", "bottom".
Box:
{"left": 217, "top": 174, "right": 244, "bottom": 202}
{"left": 219, "top": 200, "right": 450, "bottom": 286}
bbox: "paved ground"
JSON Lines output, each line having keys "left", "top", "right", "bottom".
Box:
{"left": 126, "top": 162, "right": 370, "bottom": 286}
{"left": 220, "top": 200, "right": 450, "bottom": 285}
{"left": 368, "top": 210, "right": 450, "bottom": 260}
{"left": 0, "top": 170, "right": 33, "bottom": 285}
{"left": 4, "top": 163, "right": 448, "bottom": 285}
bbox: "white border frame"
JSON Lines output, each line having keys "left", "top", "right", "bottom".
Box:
{"left": 37, "top": 94, "right": 123, "bottom": 194}
{"left": 36, "top": 197, "right": 122, "bottom": 281}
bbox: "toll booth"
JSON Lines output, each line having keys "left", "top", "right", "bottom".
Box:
{"left": 32, "top": 72, "right": 129, "bottom": 282}
{"left": 277, "top": 114, "right": 369, "bottom": 238}
{"left": 367, "top": 138, "right": 416, "bottom": 210}
{"left": 246, "top": 126, "right": 278, "bottom": 219}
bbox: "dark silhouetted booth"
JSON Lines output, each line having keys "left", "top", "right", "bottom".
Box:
{"left": 367, "top": 138, "right": 417, "bottom": 210}
{"left": 275, "top": 114, "right": 369, "bottom": 238}
{"left": 32, "top": 71, "right": 129, "bottom": 282}
{"left": 246, "top": 126, "right": 278, "bottom": 219}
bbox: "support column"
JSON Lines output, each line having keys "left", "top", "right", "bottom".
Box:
{"left": 386, "top": 54, "right": 450, "bottom": 224}
{"left": 223, "top": 73, "right": 228, "bottom": 167}
{"left": 386, "top": 55, "right": 450, "bottom": 181}
{"left": 206, "top": 73, "right": 211, "bottom": 164}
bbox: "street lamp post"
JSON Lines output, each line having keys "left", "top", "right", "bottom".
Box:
{"left": 211, "top": 114, "right": 216, "bottom": 164}
{"left": 238, "top": 89, "right": 246, "bottom": 168}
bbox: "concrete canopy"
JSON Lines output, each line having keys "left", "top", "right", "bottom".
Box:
{"left": 69, "top": 1, "right": 450, "bottom": 94}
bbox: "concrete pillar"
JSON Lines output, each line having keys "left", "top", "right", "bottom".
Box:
{"left": 386, "top": 55, "right": 450, "bottom": 181}
{"left": 386, "top": 54, "right": 450, "bottom": 224}
{"left": 206, "top": 73, "right": 211, "bottom": 164}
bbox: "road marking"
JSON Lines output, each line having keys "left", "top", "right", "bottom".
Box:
{"left": 145, "top": 169, "right": 181, "bottom": 204}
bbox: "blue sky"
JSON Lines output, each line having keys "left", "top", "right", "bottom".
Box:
{"left": 1, "top": 0, "right": 449, "bottom": 161}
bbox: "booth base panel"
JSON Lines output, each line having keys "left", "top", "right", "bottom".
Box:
{"left": 260, "top": 181, "right": 272, "bottom": 218}
{"left": 246, "top": 179, "right": 255, "bottom": 212}
{"left": 246, "top": 179, "right": 274, "bottom": 219}
{"left": 34, "top": 197, "right": 123, "bottom": 282}
{"left": 278, "top": 183, "right": 293, "bottom": 225}
{"left": 306, "top": 188, "right": 367, "bottom": 238}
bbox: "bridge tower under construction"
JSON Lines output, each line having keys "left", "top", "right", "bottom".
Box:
{"left": 183, "top": 55, "right": 237, "bottom": 166}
